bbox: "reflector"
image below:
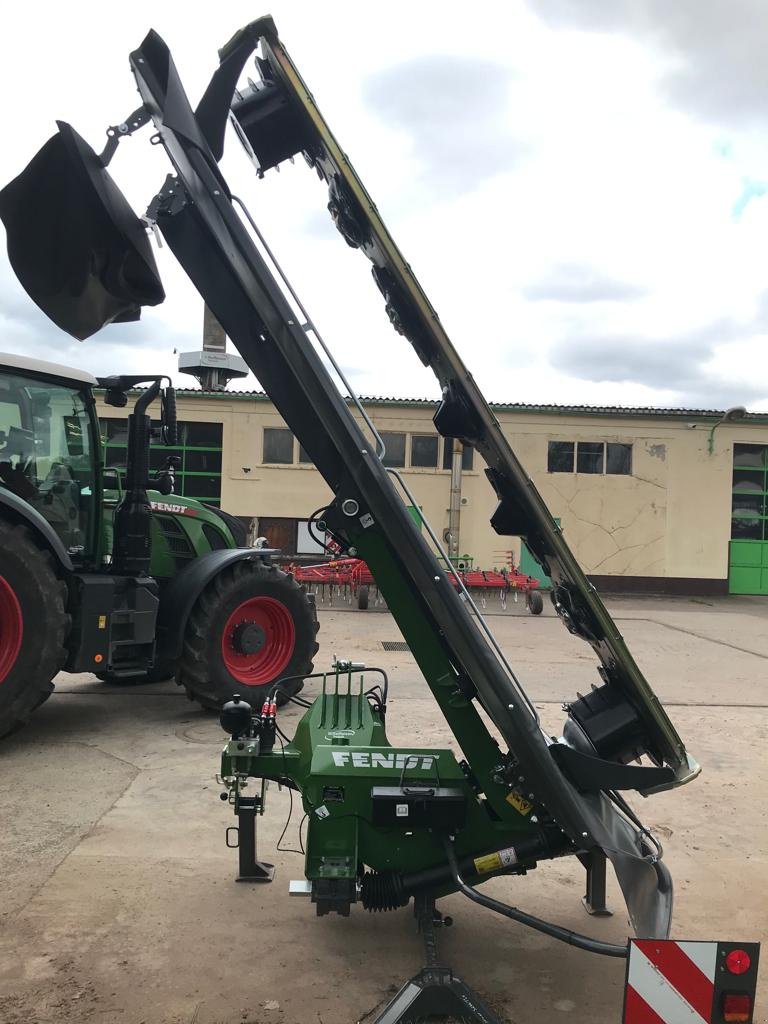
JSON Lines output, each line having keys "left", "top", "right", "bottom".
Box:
{"left": 725, "top": 949, "right": 752, "bottom": 975}
{"left": 0, "top": 121, "right": 164, "bottom": 340}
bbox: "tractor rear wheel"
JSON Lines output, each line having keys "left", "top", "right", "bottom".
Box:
{"left": 178, "top": 560, "right": 319, "bottom": 710}
{"left": 0, "top": 520, "right": 69, "bottom": 738}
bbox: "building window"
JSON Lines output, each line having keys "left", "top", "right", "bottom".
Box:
{"left": 298, "top": 445, "right": 313, "bottom": 465}
{"left": 577, "top": 442, "right": 604, "bottom": 474}
{"left": 380, "top": 431, "right": 406, "bottom": 468}
{"left": 410, "top": 434, "right": 438, "bottom": 468}
{"left": 104, "top": 418, "right": 129, "bottom": 445}
{"left": 184, "top": 449, "right": 223, "bottom": 473}
{"left": 258, "top": 516, "right": 298, "bottom": 553}
{"left": 548, "top": 440, "right": 632, "bottom": 475}
{"left": 101, "top": 417, "right": 223, "bottom": 505}
{"left": 255, "top": 517, "right": 328, "bottom": 556}
{"left": 296, "top": 520, "right": 326, "bottom": 554}
{"left": 442, "top": 441, "right": 475, "bottom": 471}
{"left": 731, "top": 443, "right": 768, "bottom": 541}
{"left": 547, "top": 441, "right": 574, "bottom": 473}
{"left": 606, "top": 442, "right": 632, "bottom": 475}
{"left": 185, "top": 421, "right": 223, "bottom": 448}
{"left": 181, "top": 474, "right": 220, "bottom": 499}
{"left": 263, "top": 427, "right": 294, "bottom": 464}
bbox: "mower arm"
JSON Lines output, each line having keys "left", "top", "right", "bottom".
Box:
{"left": 122, "top": 28, "right": 695, "bottom": 936}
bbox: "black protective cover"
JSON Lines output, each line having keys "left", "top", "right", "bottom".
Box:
{"left": 0, "top": 122, "right": 164, "bottom": 340}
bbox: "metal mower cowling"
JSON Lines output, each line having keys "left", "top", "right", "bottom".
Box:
{"left": 0, "top": 15, "right": 760, "bottom": 1023}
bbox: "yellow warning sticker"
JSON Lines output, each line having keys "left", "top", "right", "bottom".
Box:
{"left": 473, "top": 852, "right": 502, "bottom": 875}
{"left": 506, "top": 791, "right": 533, "bottom": 816}
{"left": 98, "top": 615, "right": 107, "bottom": 629}
{"left": 473, "top": 846, "right": 518, "bottom": 875}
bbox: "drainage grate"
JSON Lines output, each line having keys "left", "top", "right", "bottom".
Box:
{"left": 381, "top": 640, "right": 410, "bottom": 652}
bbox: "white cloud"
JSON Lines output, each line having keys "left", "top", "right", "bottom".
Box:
{"left": 0, "top": 0, "right": 766, "bottom": 411}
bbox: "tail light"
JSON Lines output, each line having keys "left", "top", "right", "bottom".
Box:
{"left": 723, "top": 992, "right": 753, "bottom": 1023}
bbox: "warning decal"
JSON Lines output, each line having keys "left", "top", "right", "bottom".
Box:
{"left": 624, "top": 940, "right": 716, "bottom": 1023}
{"left": 473, "top": 846, "right": 518, "bottom": 876}
{"left": 505, "top": 791, "right": 533, "bottom": 815}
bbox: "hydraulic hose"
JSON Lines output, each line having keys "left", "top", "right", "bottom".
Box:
{"left": 442, "top": 837, "right": 628, "bottom": 959}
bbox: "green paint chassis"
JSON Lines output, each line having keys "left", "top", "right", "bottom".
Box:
{"left": 221, "top": 667, "right": 577, "bottom": 917}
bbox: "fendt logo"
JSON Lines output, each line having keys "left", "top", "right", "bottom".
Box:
{"left": 331, "top": 751, "right": 439, "bottom": 771}
{"left": 150, "top": 501, "right": 198, "bottom": 516}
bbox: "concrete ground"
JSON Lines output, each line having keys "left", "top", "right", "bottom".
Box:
{"left": 0, "top": 594, "right": 766, "bottom": 1024}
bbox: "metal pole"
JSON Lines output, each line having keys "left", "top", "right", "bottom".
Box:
{"left": 447, "top": 440, "right": 463, "bottom": 563}
{"left": 201, "top": 304, "right": 227, "bottom": 390}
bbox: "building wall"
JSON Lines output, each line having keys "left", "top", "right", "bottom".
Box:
{"left": 95, "top": 392, "right": 768, "bottom": 592}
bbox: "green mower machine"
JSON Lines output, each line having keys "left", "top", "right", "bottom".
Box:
{"left": 0, "top": 354, "right": 318, "bottom": 738}
{"left": 0, "top": 16, "right": 761, "bottom": 1024}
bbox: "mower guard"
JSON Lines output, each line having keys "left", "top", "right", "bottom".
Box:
{"left": 0, "top": 121, "right": 164, "bottom": 340}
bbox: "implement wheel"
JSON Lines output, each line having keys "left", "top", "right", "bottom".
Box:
{"left": 526, "top": 590, "right": 544, "bottom": 616}
{"left": 0, "top": 520, "right": 68, "bottom": 738}
{"left": 178, "top": 560, "right": 319, "bottom": 710}
{"left": 357, "top": 585, "right": 370, "bottom": 610}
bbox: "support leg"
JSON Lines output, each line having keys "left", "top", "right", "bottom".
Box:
{"left": 579, "top": 848, "right": 612, "bottom": 917}
{"left": 373, "top": 895, "right": 502, "bottom": 1024}
{"left": 234, "top": 796, "right": 274, "bottom": 883}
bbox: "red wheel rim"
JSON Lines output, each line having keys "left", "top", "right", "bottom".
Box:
{"left": 0, "top": 575, "right": 23, "bottom": 685}
{"left": 221, "top": 596, "right": 295, "bottom": 686}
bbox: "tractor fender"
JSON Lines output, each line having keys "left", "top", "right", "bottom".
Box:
{"left": 0, "top": 489, "right": 74, "bottom": 572}
{"left": 155, "top": 547, "right": 281, "bottom": 663}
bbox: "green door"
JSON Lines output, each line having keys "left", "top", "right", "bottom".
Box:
{"left": 729, "top": 443, "right": 768, "bottom": 595}
{"left": 519, "top": 519, "right": 560, "bottom": 590}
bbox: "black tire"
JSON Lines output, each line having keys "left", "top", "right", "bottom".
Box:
{"left": 526, "top": 589, "right": 544, "bottom": 616}
{"left": 357, "top": 585, "right": 370, "bottom": 611}
{"left": 178, "top": 560, "right": 319, "bottom": 711}
{"left": 0, "top": 520, "right": 69, "bottom": 738}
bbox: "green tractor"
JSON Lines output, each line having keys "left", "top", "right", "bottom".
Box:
{"left": 0, "top": 352, "right": 318, "bottom": 738}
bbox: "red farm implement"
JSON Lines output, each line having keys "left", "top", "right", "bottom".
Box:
{"left": 290, "top": 556, "right": 543, "bottom": 614}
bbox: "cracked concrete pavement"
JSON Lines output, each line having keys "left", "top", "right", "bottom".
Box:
{"left": 0, "top": 595, "right": 766, "bottom": 1023}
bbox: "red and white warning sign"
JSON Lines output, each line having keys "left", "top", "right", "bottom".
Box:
{"left": 623, "top": 939, "right": 760, "bottom": 1023}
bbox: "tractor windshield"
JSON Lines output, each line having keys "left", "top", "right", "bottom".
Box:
{"left": 0, "top": 371, "right": 97, "bottom": 563}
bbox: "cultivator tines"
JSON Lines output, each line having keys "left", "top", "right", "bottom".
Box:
{"left": 289, "top": 557, "right": 375, "bottom": 606}
{"left": 290, "top": 556, "right": 540, "bottom": 611}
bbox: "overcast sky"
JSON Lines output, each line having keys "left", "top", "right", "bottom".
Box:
{"left": 2, "top": 0, "right": 767, "bottom": 411}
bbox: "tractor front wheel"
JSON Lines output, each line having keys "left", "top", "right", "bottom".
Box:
{"left": 178, "top": 560, "right": 319, "bottom": 710}
{"left": 0, "top": 520, "right": 69, "bottom": 738}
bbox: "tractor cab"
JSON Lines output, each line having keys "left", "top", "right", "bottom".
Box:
{"left": 0, "top": 353, "right": 100, "bottom": 566}
{"left": 0, "top": 348, "right": 318, "bottom": 734}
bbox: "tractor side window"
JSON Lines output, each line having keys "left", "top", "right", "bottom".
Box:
{"left": 0, "top": 374, "right": 95, "bottom": 562}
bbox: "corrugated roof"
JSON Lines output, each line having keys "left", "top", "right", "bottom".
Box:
{"left": 95, "top": 387, "right": 768, "bottom": 421}
{"left": 164, "top": 390, "right": 768, "bottom": 421}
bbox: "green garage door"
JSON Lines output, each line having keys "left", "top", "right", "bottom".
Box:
{"left": 519, "top": 519, "right": 560, "bottom": 590}
{"left": 729, "top": 443, "right": 768, "bottom": 595}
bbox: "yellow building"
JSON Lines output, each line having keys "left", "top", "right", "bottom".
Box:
{"left": 96, "top": 390, "right": 768, "bottom": 597}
